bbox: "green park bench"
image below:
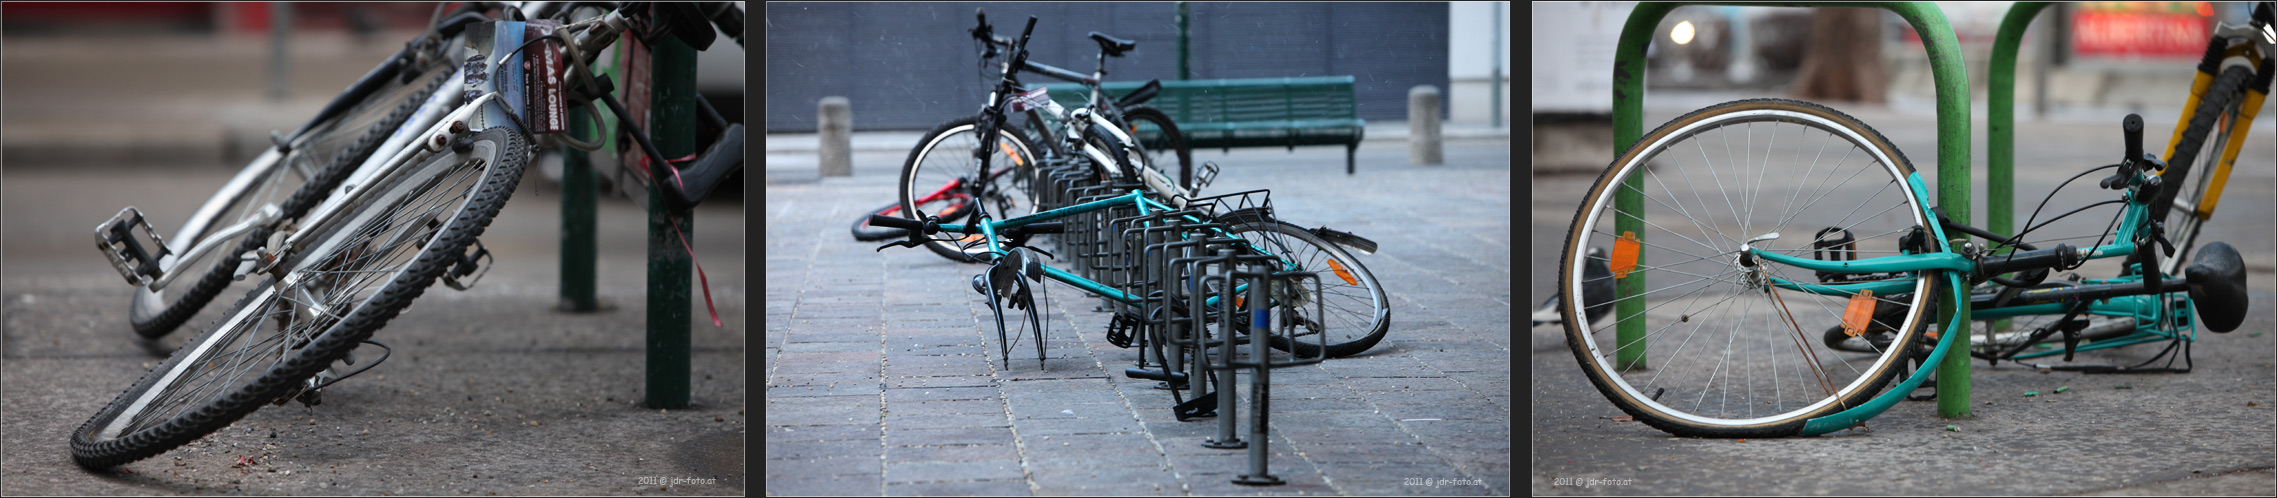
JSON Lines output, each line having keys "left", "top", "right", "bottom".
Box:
{"left": 1045, "top": 76, "right": 1366, "bottom": 175}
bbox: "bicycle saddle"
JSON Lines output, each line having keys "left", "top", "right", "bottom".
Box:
{"left": 1089, "top": 31, "right": 1136, "bottom": 57}
{"left": 2184, "top": 242, "right": 2248, "bottom": 333}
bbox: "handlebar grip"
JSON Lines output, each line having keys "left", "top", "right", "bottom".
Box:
{"left": 2255, "top": 2, "right": 2274, "bottom": 26}
{"left": 868, "top": 214, "right": 927, "bottom": 231}
{"left": 2123, "top": 114, "right": 2143, "bottom": 162}
{"left": 1018, "top": 16, "right": 1038, "bottom": 49}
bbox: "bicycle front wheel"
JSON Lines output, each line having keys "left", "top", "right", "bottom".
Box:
{"left": 1216, "top": 214, "right": 1390, "bottom": 358}
{"left": 899, "top": 115, "right": 1044, "bottom": 263}
{"left": 73, "top": 127, "right": 529, "bottom": 468}
{"left": 1560, "top": 99, "right": 1942, "bottom": 438}
{"left": 128, "top": 65, "right": 455, "bottom": 338}
{"left": 2148, "top": 64, "right": 2259, "bottom": 276}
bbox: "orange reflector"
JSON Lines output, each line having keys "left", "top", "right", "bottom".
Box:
{"left": 1841, "top": 290, "right": 1876, "bottom": 338}
{"left": 1327, "top": 259, "right": 1358, "bottom": 285}
{"left": 999, "top": 142, "right": 1026, "bottom": 167}
{"left": 1610, "top": 231, "right": 1641, "bottom": 279}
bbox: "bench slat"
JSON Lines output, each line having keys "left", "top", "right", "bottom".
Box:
{"left": 1041, "top": 75, "right": 1364, "bottom": 175}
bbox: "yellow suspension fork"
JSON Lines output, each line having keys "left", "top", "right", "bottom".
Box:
{"left": 2162, "top": 40, "right": 2272, "bottom": 221}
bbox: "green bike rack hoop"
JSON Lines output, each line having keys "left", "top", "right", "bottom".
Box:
{"left": 1610, "top": 2, "right": 1975, "bottom": 420}
{"left": 1990, "top": 3, "right": 2057, "bottom": 258}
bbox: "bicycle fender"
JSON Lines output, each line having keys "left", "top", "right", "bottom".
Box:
{"left": 1801, "top": 172, "right": 1966, "bottom": 436}
{"left": 1799, "top": 271, "right": 1968, "bottom": 436}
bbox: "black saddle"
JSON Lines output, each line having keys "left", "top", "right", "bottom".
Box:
{"left": 1089, "top": 31, "right": 1135, "bottom": 57}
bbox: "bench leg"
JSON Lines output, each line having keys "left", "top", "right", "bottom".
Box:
{"left": 1346, "top": 145, "right": 1356, "bottom": 175}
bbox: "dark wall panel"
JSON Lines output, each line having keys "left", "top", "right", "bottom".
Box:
{"left": 765, "top": 2, "right": 1447, "bottom": 132}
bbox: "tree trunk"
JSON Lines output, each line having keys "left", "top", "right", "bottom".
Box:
{"left": 1792, "top": 8, "right": 1887, "bottom": 103}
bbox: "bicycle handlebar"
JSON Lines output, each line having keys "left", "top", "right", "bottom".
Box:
{"left": 2123, "top": 114, "right": 2143, "bottom": 161}
{"left": 866, "top": 215, "right": 1064, "bottom": 238}
{"left": 869, "top": 214, "right": 930, "bottom": 232}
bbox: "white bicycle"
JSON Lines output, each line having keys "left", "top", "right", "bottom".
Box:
{"left": 73, "top": 1, "right": 744, "bottom": 469}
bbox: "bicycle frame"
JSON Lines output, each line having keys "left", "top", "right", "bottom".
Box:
{"left": 970, "top": 18, "right": 1191, "bottom": 203}
{"left": 1751, "top": 172, "right": 2164, "bottom": 299}
{"left": 1748, "top": 165, "right": 2203, "bottom": 360}
{"left": 934, "top": 189, "right": 1287, "bottom": 308}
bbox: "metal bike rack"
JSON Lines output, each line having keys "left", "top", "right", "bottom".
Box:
{"left": 1613, "top": 2, "right": 1977, "bottom": 417}
{"left": 1200, "top": 254, "right": 1327, "bottom": 486}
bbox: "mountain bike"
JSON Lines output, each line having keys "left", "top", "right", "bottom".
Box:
{"left": 872, "top": 8, "right": 1200, "bottom": 262}
{"left": 75, "top": 1, "right": 744, "bottom": 469}
{"left": 1555, "top": 3, "right": 2269, "bottom": 438}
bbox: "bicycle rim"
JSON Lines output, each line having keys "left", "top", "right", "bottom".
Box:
{"left": 129, "top": 64, "right": 454, "bottom": 338}
{"left": 1562, "top": 99, "right": 1937, "bottom": 437}
{"left": 1221, "top": 218, "right": 1389, "bottom": 358}
{"left": 73, "top": 127, "right": 527, "bottom": 468}
{"left": 900, "top": 117, "right": 1041, "bottom": 262}
{"left": 2160, "top": 90, "right": 2245, "bottom": 276}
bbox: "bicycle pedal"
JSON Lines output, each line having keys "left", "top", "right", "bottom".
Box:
{"left": 1106, "top": 313, "right": 1139, "bottom": 348}
{"left": 95, "top": 207, "right": 170, "bottom": 287}
{"left": 442, "top": 239, "right": 492, "bottom": 291}
{"left": 1174, "top": 392, "right": 1218, "bottom": 421}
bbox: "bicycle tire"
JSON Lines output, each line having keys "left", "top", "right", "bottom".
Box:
{"left": 1122, "top": 106, "right": 1194, "bottom": 192}
{"left": 74, "top": 126, "right": 529, "bottom": 469}
{"left": 1562, "top": 98, "right": 1942, "bottom": 438}
{"left": 128, "top": 64, "right": 455, "bottom": 339}
{"left": 899, "top": 115, "right": 1044, "bottom": 263}
{"left": 1215, "top": 214, "right": 1391, "bottom": 358}
{"left": 2143, "top": 64, "right": 2259, "bottom": 276}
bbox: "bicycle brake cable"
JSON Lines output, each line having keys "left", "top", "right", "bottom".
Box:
{"left": 1995, "top": 163, "right": 2120, "bottom": 255}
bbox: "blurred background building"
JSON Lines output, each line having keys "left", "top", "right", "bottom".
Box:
{"left": 1533, "top": 1, "right": 2271, "bottom": 171}
{"left": 3, "top": 2, "right": 744, "bottom": 195}
{"left": 765, "top": 1, "right": 1511, "bottom": 132}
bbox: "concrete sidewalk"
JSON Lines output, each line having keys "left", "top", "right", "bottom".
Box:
{"left": 766, "top": 134, "right": 1513, "bottom": 495}
{"left": 3, "top": 165, "right": 749, "bottom": 494}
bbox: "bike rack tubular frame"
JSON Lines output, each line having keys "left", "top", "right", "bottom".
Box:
{"left": 1612, "top": 2, "right": 1978, "bottom": 425}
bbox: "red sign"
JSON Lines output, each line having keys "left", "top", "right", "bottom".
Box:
{"left": 2074, "top": 11, "right": 2208, "bottom": 58}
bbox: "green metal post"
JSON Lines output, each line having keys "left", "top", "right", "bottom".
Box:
{"left": 1177, "top": 2, "right": 1190, "bottom": 81}
{"left": 1985, "top": 2, "right": 2053, "bottom": 373}
{"left": 646, "top": 35, "right": 697, "bottom": 409}
{"left": 1614, "top": 2, "right": 1973, "bottom": 418}
{"left": 561, "top": 103, "right": 600, "bottom": 312}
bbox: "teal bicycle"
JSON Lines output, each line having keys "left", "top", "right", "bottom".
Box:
{"left": 1562, "top": 4, "right": 2275, "bottom": 438}
{"left": 1556, "top": 101, "right": 2256, "bottom": 438}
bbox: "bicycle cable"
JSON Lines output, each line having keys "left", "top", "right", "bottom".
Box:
{"left": 1989, "top": 163, "right": 2119, "bottom": 255}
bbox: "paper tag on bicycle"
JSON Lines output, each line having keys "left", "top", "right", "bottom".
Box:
{"left": 1008, "top": 86, "right": 1052, "bottom": 114}
{"left": 1841, "top": 290, "right": 1876, "bottom": 338}
{"left": 1610, "top": 231, "right": 1641, "bottom": 279}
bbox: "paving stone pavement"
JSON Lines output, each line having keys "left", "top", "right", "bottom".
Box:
{"left": 764, "top": 138, "right": 1513, "bottom": 496}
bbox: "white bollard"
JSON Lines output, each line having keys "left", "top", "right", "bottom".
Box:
{"left": 1409, "top": 85, "right": 1442, "bottom": 165}
{"left": 819, "top": 96, "right": 852, "bottom": 177}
